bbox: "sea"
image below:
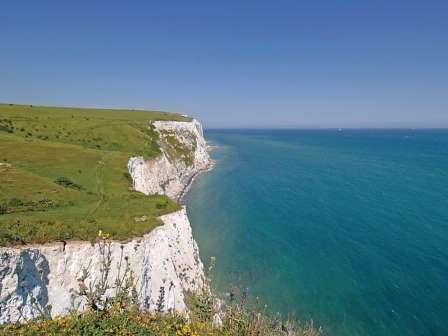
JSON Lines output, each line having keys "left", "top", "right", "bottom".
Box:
{"left": 184, "top": 129, "right": 448, "bottom": 336}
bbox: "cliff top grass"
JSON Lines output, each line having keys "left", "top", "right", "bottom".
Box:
{"left": 0, "top": 103, "right": 191, "bottom": 246}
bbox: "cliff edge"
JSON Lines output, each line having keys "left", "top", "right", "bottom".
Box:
{"left": 0, "top": 119, "right": 210, "bottom": 323}
{"left": 128, "top": 119, "right": 210, "bottom": 200}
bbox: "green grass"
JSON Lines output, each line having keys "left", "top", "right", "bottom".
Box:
{"left": 0, "top": 278, "right": 322, "bottom": 336}
{"left": 0, "top": 103, "right": 191, "bottom": 246}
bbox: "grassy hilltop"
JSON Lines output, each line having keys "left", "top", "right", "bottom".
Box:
{"left": 0, "top": 103, "right": 191, "bottom": 246}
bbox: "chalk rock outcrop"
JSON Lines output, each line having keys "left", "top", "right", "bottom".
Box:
{"left": 0, "top": 208, "right": 204, "bottom": 323}
{"left": 128, "top": 120, "right": 210, "bottom": 200}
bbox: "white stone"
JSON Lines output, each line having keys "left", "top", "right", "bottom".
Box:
{"left": 128, "top": 119, "right": 210, "bottom": 200}
{"left": 212, "top": 313, "right": 223, "bottom": 328}
{"left": 0, "top": 208, "right": 205, "bottom": 323}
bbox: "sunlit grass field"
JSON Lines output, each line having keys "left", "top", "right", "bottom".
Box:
{"left": 0, "top": 103, "right": 191, "bottom": 246}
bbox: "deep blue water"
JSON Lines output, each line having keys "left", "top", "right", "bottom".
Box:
{"left": 185, "top": 129, "right": 448, "bottom": 336}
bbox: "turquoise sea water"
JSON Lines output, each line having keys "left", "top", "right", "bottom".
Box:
{"left": 185, "top": 129, "right": 448, "bottom": 336}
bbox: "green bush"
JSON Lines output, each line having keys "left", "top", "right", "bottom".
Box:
{"left": 0, "top": 203, "right": 8, "bottom": 215}
{"left": 0, "top": 125, "right": 13, "bottom": 133}
{"left": 156, "top": 202, "right": 168, "bottom": 209}
{"left": 55, "top": 177, "right": 82, "bottom": 190}
{"left": 8, "top": 198, "right": 24, "bottom": 207}
{"left": 123, "top": 172, "right": 133, "bottom": 184}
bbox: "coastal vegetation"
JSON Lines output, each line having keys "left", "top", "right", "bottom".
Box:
{"left": 0, "top": 103, "right": 190, "bottom": 245}
{"left": 0, "top": 301, "right": 322, "bottom": 336}
{"left": 159, "top": 129, "right": 197, "bottom": 166}
{"left": 0, "top": 235, "right": 322, "bottom": 336}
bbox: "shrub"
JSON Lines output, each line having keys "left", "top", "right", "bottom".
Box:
{"left": 123, "top": 172, "right": 133, "bottom": 184}
{"left": 0, "top": 203, "right": 8, "bottom": 215}
{"left": 8, "top": 198, "right": 24, "bottom": 207}
{"left": 55, "top": 177, "right": 82, "bottom": 190}
{"left": 156, "top": 202, "right": 167, "bottom": 209}
{"left": 0, "top": 125, "right": 13, "bottom": 133}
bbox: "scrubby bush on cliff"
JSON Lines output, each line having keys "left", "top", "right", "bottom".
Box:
{"left": 67, "top": 232, "right": 139, "bottom": 314}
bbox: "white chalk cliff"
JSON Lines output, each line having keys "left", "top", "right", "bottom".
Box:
{"left": 0, "top": 119, "right": 210, "bottom": 323}
{"left": 128, "top": 120, "right": 210, "bottom": 200}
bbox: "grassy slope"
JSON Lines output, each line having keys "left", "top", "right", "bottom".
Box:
{"left": 0, "top": 103, "right": 191, "bottom": 245}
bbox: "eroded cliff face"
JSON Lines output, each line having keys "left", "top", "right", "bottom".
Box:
{"left": 0, "top": 119, "right": 210, "bottom": 324}
{"left": 128, "top": 120, "right": 210, "bottom": 200}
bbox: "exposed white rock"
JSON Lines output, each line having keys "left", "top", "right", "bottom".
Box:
{"left": 0, "top": 118, "right": 211, "bottom": 324}
{"left": 128, "top": 119, "right": 210, "bottom": 200}
{"left": 212, "top": 313, "right": 223, "bottom": 329}
{"left": 0, "top": 208, "right": 204, "bottom": 323}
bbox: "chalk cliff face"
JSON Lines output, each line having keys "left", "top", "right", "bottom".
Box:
{"left": 128, "top": 120, "right": 210, "bottom": 200}
{"left": 0, "top": 119, "right": 210, "bottom": 324}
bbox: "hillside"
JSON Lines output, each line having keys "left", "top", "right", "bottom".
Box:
{"left": 0, "top": 103, "right": 191, "bottom": 245}
{"left": 0, "top": 104, "right": 323, "bottom": 335}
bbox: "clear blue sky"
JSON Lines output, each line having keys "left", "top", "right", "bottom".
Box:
{"left": 1, "top": 1, "right": 447, "bottom": 128}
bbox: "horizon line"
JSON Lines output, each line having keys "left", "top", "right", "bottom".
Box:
{"left": 205, "top": 126, "right": 448, "bottom": 130}
{"left": 2, "top": 102, "right": 447, "bottom": 130}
